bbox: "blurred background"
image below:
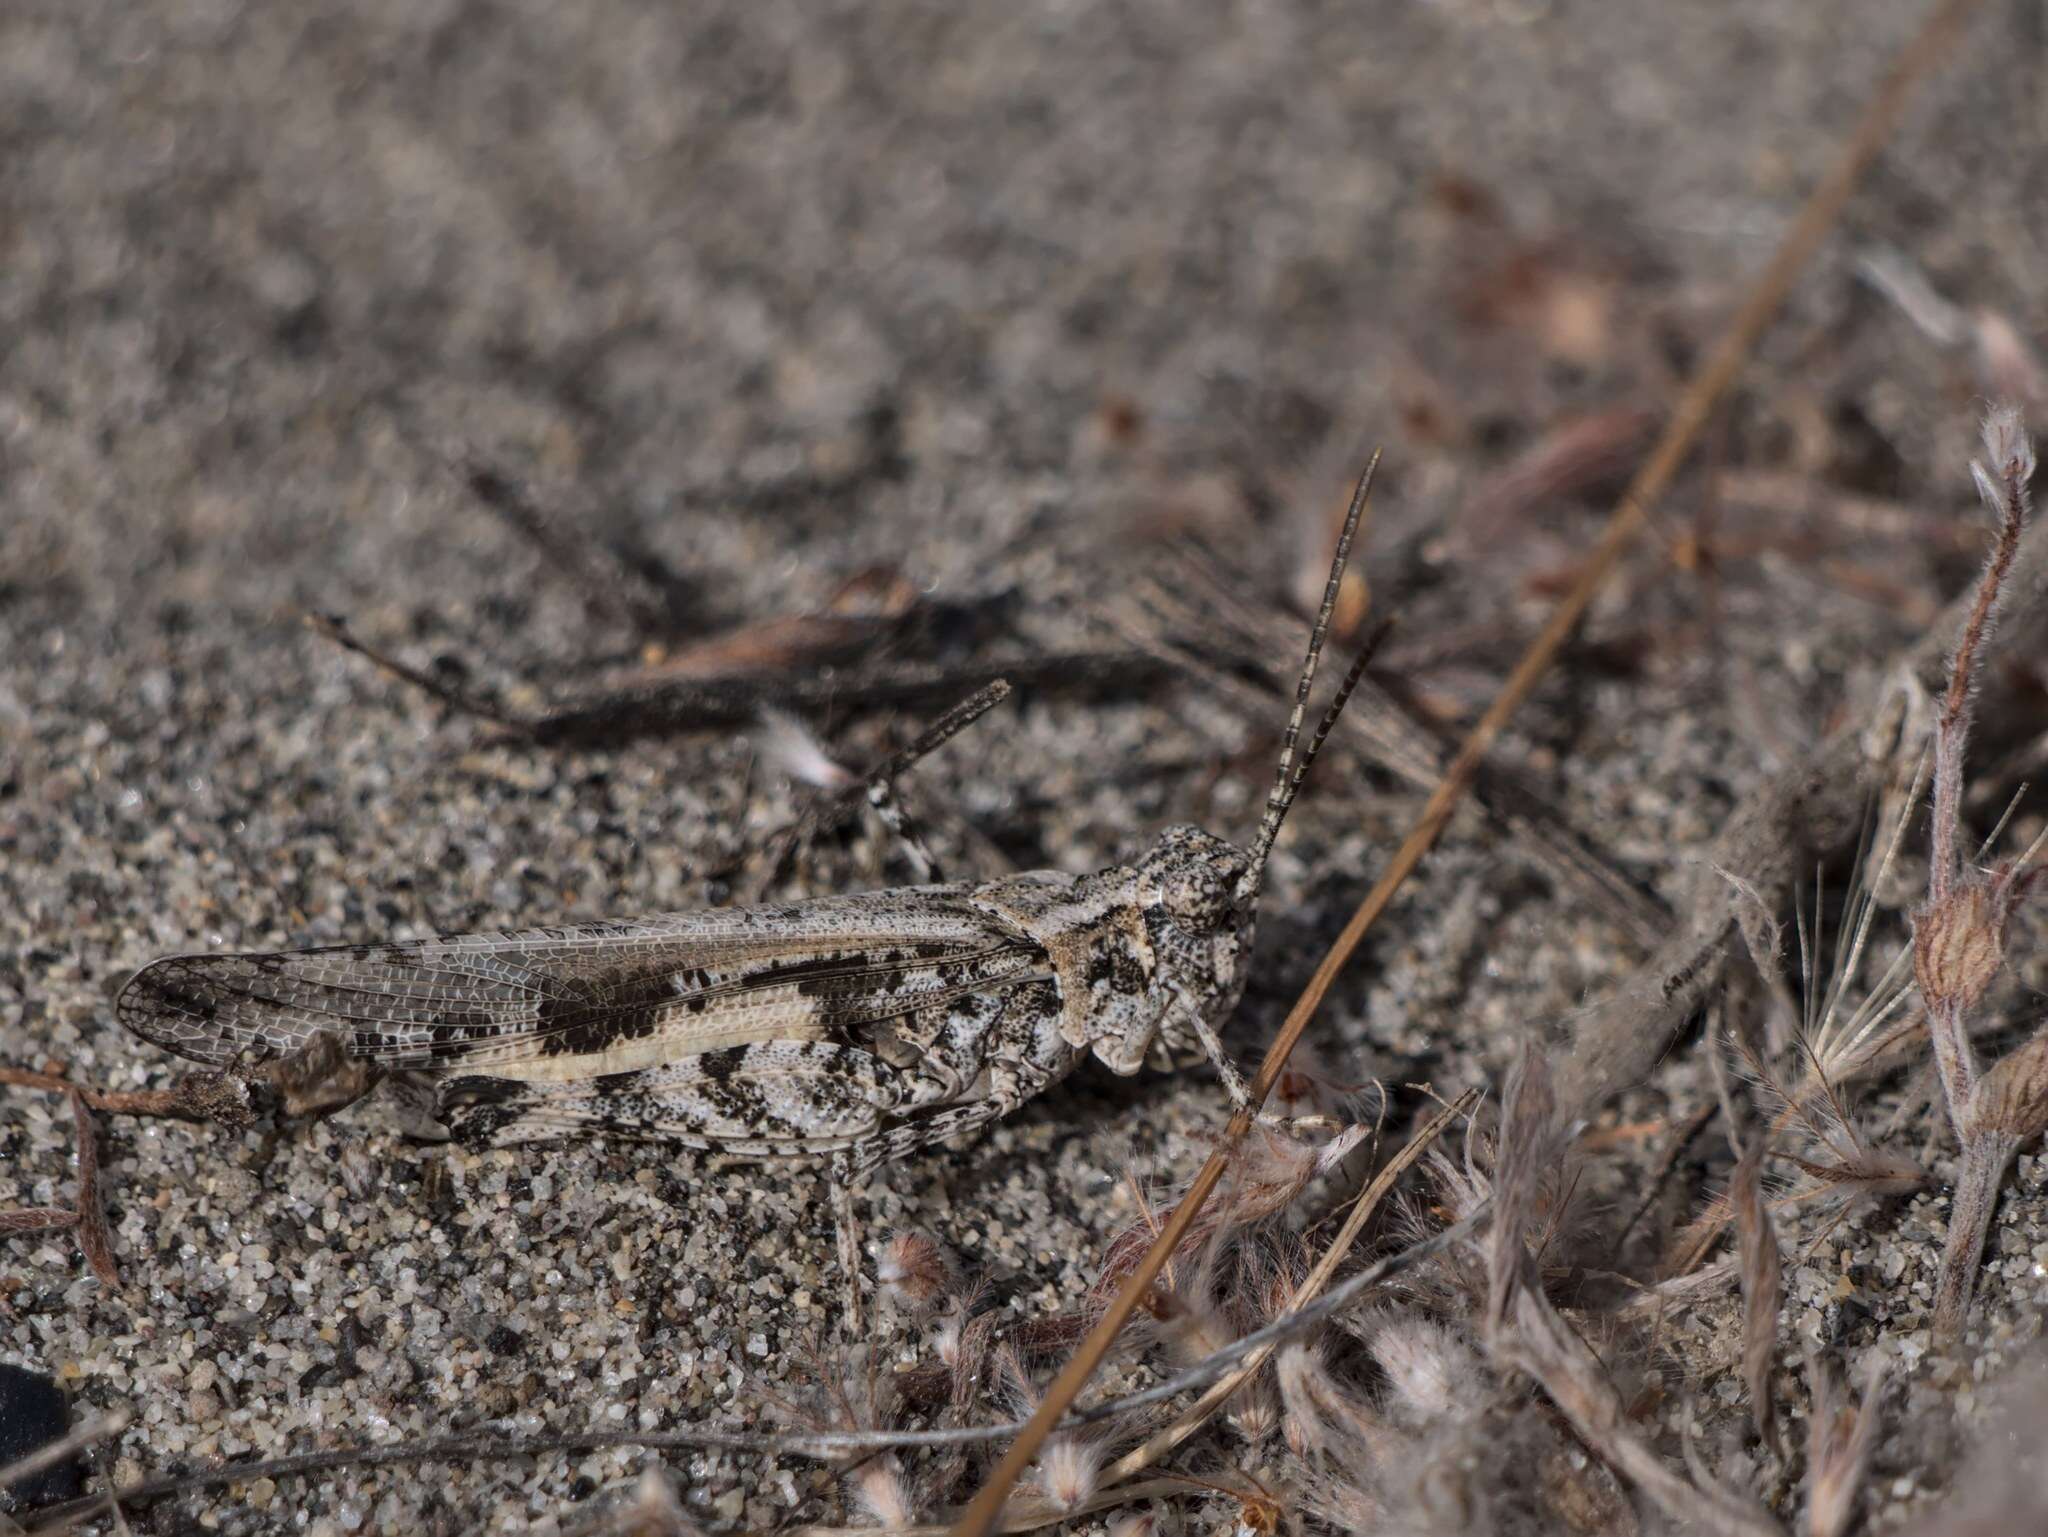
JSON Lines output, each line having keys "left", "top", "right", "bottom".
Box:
{"left": 6, "top": 2, "right": 2041, "bottom": 653}
{"left": 3, "top": 0, "right": 2046, "bottom": 1530}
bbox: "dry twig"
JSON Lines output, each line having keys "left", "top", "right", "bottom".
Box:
{"left": 1728, "top": 1137, "right": 1783, "bottom": 1458}
{"left": 0, "top": 1066, "right": 168, "bottom": 1287}
{"left": 66, "top": 1092, "right": 116, "bottom": 1289}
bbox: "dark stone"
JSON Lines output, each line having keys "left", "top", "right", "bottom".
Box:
{"left": 0, "top": 1361, "right": 84, "bottom": 1511}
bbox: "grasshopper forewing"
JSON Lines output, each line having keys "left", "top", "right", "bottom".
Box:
{"left": 115, "top": 457, "right": 1384, "bottom": 1321}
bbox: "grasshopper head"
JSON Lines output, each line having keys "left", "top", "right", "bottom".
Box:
{"left": 1099, "top": 456, "right": 1384, "bottom": 1081}
{"left": 1135, "top": 824, "right": 1258, "bottom": 1050}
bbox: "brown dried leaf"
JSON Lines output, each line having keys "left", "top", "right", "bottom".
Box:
{"left": 0, "top": 1207, "right": 80, "bottom": 1234}
{"left": 1913, "top": 881, "right": 2005, "bottom": 1014}
{"left": 1968, "top": 1026, "right": 2048, "bottom": 1143}
{"left": 70, "top": 1090, "right": 119, "bottom": 1288}
{"left": 1456, "top": 405, "right": 1658, "bottom": 546}
{"left": 1804, "top": 1350, "right": 1883, "bottom": 1537}
{"left": 1731, "top": 1139, "right": 1783, "bottom": 1456}
{"left": 1489, "top": 1044, "right": 1558, "bottom": 1335}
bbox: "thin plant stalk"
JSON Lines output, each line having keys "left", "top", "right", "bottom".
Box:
{"left": 1914, "top": 407, "right": 2045, "bottom": 1343}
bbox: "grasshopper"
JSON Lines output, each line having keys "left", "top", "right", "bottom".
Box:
{"left": 113, "top": 460, "right": 1381, "bottom": 1323}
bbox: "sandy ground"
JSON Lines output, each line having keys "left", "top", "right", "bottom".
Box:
{"left": 3, "top": 1, "right": 2047, "bottom": 1531}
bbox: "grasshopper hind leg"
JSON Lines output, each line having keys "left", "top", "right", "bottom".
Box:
{"left": 828, "top": 1154, "right": 870, "bottom": 1338}
{"left": 825, "top": 1094, "right": 1039, "bottom": 1341}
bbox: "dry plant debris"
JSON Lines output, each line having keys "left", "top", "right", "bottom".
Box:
{"left": 958, "top": 0, "right": 1993, "bottom": 1526}
{"left": 1911, "top": 408, "right": 2047, "bottom": 1342}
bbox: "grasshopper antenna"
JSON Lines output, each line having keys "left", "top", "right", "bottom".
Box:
{"left": 1240, "top": 451, "right": 1383, "bottom": 902}
{"left": 302, "top": 611, "right": 531, "bottom": 735}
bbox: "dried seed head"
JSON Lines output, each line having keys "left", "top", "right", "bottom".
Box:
{"left": 1107, "top": 1511, "right": 1158, "bottom": 1537}
{"left": 1914, "top": 882, "right": 2005, "bottom": 1013}
{"left": 1977, "top": 404, "right": 2037, "bottom": 494}
{"left": 846, "top": 1452, "right": 919, "bottom": 1529}
{"left": 1094, "top": 1122, "right": 1370, "bottom": 1313}
{"left": 1970, "top": 313, "right": 2048, "bottom": 414}
{"left": 1228, "top": 1366, "right": 1281, "bottom": 1446}
{"left": 1256, "top": 1258, "right": 1298, "bottom": 1330}
{"left": 1031, "top": 1432, "right": 1104, "bottom": 1513}
{"left": 1968, "top": 1027, "right": 2048, "bottom": 1142}
{"left": 1141, "top": 1252, "right": 1235, "bottom": 1368}
{"left": 1276, "top": 1342, "right": 1330, "bottom": 1460}
{"left": 932, "top": 1307, "right": 964, "bottom": 1369}
{"left": 754, "top": 709, "right": 855, "bottom": 790}
{"left": 1370, "top": 1317, "right": 1485, "bottom": 1425}
{"left": 1425, "top": 1145, "right": 1493, "bottom": 1224}
{"left": 1296, "top": 1463, "right": 1389, "bottom": 1533}
{"left": 1233, "top": 1481, "right": 1287, "bottom": 1536}
{"left": 1270, "top": 1043, "right": 1383, "bottom": 1124}
{"left": 1226, "top": 1126, "right": 1334, "bottom": 1221}
{"left": 877, "top": 1229, "right": 956, "bottom": 1312}
{"left": 613, "top": 1466, "right": 707, "bottom": 1537}
{"left": 990, "top": 1342, "right": 1038, "bottom": 1418}
{"left": 1276, "top": 1339, "right": 1391, "bottom": 1463}
{"left": 1155, "top": 1291, "right": 1235, "bottom": 1367}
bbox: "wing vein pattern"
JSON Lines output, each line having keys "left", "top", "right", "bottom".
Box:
{"left": 118, "top": 891, "right": 1046, "bottom": 1077}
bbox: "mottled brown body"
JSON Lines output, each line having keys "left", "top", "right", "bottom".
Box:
{"left": 117, "top": 825, "right": 1254, "bottom": 1178}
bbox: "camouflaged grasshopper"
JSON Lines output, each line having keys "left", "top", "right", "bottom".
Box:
{"left": 114, "top": 460, "right": 1380, "bottom": 1317}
